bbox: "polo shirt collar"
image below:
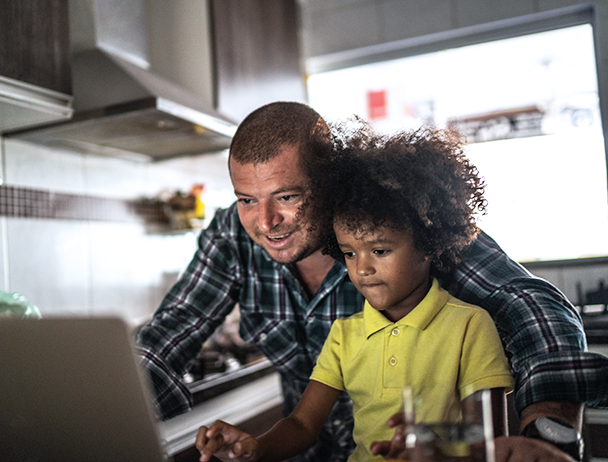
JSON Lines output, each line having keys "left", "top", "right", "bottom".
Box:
{"left": 364, "top": 278, "right": 447, "bottom": 338}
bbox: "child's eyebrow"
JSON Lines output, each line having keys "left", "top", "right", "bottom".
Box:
{"left": 367, "top": 235, "right": 396, "bottom": 244}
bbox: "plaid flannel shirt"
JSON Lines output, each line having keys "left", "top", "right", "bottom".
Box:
{"left": 137, "top": 203, "right": 608, "bottom": 462}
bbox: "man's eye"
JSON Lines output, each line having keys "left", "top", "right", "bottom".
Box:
{"left": 279, "top": 195, "right": 296, "bottom": 201}
{"left": 373, "top": 249, "right": 388, "bottom": 255}
{"left": 237, "top": 198, "right": 253, "bottom": 205}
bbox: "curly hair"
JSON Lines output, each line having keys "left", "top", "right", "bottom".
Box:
{"left": 310, "top": 119, "right": 487, "bottom": 274}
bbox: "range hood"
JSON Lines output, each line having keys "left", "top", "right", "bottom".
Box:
{"left": 8, "top": 0, "right": 237, "bottom": 162}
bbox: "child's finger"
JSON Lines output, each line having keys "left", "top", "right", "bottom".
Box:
{"left": 199, "top": 432, "right": 225, "bottom": 462}
{"left": 232, "top": 438, "right": 256, "bottom": 460}
{"left": 195, "top": 425, "right": 211, "bottom": 451}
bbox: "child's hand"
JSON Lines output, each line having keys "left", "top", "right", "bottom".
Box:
{"left": 370, "top": 411, "right": 406, "bottom": 459}
{"left": 195, "top": 420, "right": 259, "bottom": 462}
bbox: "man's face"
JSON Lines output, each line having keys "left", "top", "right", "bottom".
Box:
{"left": 230, "top": 145, "right": 323, "bottom": 265}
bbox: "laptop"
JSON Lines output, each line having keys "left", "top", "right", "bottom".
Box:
{"left": 0, "top": 317, "right": 168, "bottom": 462}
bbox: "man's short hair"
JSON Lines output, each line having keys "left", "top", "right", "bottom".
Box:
{"left": 229, "top": 101, "right": 329, "bottom": 167}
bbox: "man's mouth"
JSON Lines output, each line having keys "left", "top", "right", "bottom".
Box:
{"left": 267, "top": 233, "right": 290, "bottom": 241}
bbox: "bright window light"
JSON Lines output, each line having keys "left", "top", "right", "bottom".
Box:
{"left": 307, "top": 24, "right": 608, "bottom": 262}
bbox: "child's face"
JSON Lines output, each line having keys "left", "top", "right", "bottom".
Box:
{"left": 334, "top": 222, "right": 431, "bottom": 322}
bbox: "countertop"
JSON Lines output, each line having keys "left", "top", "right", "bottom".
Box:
{"left": 157, "top": 360, "right": 282, "bottom": 457}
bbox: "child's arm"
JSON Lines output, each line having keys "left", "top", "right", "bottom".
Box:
{"left": 196, "top": 380, "right": 341, "bottom": 462}
{"left": 462, "top": 387, "right": 508, "bottom": 437}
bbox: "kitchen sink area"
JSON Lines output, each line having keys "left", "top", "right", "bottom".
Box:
{"left": 159, "top": 359, "right": 282, "bottom": 459}
{"left": 154, "top": 307, "right": 284, "bottom": 458}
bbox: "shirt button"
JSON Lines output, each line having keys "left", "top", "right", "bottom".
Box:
{"left": 391, "top": 328, "right": 400, "bottom": 336}
{"left": 333, "top": 420, "right": 342, "bottom": 426}
{"left": 259, "top": 333, "right": 267, "bottom": 341}
{"left": 307, "top": 316, "right": 315, "bottom": 324}
{"left": 389, "top": 356, "right": 398, "bottom": 366}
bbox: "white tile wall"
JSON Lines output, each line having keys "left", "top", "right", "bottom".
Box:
{"left": 87, "top": 221, "right": 200, "bottom": 327}
{"left": 0, "top": 137, "right": 234, "bottom": 325}
{"left": 83, "top": 154, "right": 148, "bottom": 200}
{"left": 3, "top": 138, "right": 87, "bottom": 193}
{"left": 6, "top": 218, "right": 90, "bottom": 317}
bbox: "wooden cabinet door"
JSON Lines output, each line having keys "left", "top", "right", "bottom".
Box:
{"left": 210, "top": 0, "right": 306, "bottom": 123}
{"left": 0, "top": 0, "right": 71, "bottom": 94}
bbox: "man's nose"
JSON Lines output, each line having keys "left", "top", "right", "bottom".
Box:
{"left": 258, "top": 202, "right": 282, "bottom": 232}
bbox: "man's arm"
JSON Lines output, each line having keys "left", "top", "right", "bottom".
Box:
{"left": 519, "top": 401, "right": 583, "bottom": 434}
{"left": 137, "top": 205, "right": 244, "bottom": 420}
{"left": 440, "top": 231, "right": 608, "bottom": 416}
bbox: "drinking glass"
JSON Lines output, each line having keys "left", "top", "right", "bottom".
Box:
{"left": 397, "top": 388, "right": 495, "bottom": 462}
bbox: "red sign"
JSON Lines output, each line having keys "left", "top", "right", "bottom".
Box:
{"left": 367, "top": 90, "right": 387, "bottom": 120}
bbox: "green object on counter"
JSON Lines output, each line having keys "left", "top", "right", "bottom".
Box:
{"left": 0, "top": 291, "right": 41, "bottom": 319}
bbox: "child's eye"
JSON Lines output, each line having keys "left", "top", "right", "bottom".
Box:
{"left": 373, "top": 249, "right": 388, "bottom": 255}
{"left": 342, "top": 251, "right": 355, "bottom": 259}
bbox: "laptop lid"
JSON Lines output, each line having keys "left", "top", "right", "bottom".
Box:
{"left": 0, "top": 317, "right": 167, "bottom": 462}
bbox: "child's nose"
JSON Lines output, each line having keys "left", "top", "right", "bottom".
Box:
{"left": 356, "top": 256, "right": 375, "bottom": 276}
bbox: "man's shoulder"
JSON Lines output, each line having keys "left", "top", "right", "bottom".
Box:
{"left": 204, "top": 203, "right": 250, "bottom": 242}
{"left": 207, "top": 202, "right": 240, "bottom": 230}
{"left": 196, "top": 203, "right": 250, "bottom": 256}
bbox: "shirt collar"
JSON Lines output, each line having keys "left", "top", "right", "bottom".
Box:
{"left": 364, "top": 278, "right": 448, "bottom": 338}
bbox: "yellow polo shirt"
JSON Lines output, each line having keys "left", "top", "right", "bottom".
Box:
{"left": 310, "top": 279, "right": 513, "bottom": 462}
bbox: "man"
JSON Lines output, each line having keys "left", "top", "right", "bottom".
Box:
{"left": 137, "top": 102, "right": 608, "bottom": 462}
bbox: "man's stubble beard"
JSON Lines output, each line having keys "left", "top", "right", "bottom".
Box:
{"left": 267, "top": 223, "right": 325, "bottom": 265}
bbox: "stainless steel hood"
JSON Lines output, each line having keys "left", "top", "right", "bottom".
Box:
{"left": 7, "top": 0, "right": 237, "bottom": 162}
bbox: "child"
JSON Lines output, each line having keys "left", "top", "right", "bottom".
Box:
{"left": 196, "top": 123, "right": 514, "bottom": 462}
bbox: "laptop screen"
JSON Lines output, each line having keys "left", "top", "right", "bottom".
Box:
{"left": 0, "top": 317, "right": 167, "bottom": 462}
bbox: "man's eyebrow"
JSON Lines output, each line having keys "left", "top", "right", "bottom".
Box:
{"left": 233, "top": 187, "right": 306, "bottom": 197}
{"left": 273, "top": 187, "right": 305, "bottom": 195}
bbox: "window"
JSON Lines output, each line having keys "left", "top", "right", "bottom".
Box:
{"left": 307, "top": 24, "right": 607, "bottom": 262}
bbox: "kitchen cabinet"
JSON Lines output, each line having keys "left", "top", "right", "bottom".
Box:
{"left": 0, "top": 0, "right": 72, "bottom": 133}
{"left": 210, "top": 0, "right": 306, "bottom": 123}
{"left": 1, "top": 0, "right": 71, "bottom": 93}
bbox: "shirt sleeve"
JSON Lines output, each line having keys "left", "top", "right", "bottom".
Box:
{"left": 310, "top": 320, "right": 346, "bottom": 391}
{"left": 136, "top": 205, "right": 243, "bottom": 420}
{"left": 439, "top": 231, "right": 608, "bottom": 412}
{"left": 459, "top": 309, "right": 514, "bottom": 399}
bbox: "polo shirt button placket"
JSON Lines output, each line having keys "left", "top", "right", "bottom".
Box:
{"left": 389, "top": 356, "right": 398, "bottom": 366}
{"left": 391, "top": 327, "right": 400, "bottom": 336}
